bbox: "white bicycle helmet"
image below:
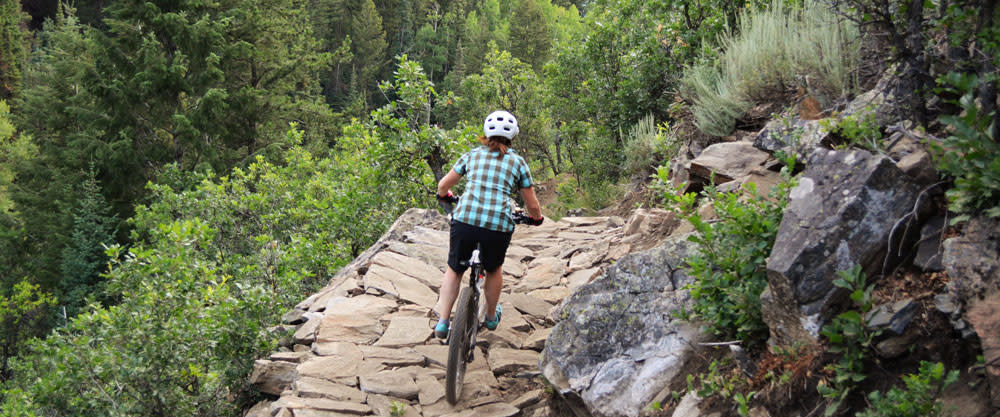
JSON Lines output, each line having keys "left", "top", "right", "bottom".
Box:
{"left": 483, "top": 110, "right": 519, "bottom": 140}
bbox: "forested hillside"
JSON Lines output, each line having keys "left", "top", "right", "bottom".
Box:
{"left": 0, "top": 0, "right": 998, "bottom": 415}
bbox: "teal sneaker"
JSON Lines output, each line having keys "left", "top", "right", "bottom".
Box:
{"left": 484, "top": 305, "right": 502, "bottom": 331}
{"left": 434, "top": 321, "right": 449, "bottom": 339}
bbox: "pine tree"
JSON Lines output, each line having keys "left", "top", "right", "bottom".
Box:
{"left": 350, "top": 0, "right": 389, "bottom": 106}
{"left": 58, "top": 165, "right": 117, "bottom": 317}
{"left": 509, "top": 0, "right": 552, "bottom": 69}
{"left": 0, "top": 0, "right": 29, "bottom": 99}
{"left": 11, "top": 5, "right": 97, "bottom": 292}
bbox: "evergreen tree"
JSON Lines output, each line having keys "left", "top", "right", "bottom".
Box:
{"left": 10, "top": 5, "right": 96, "bottom": 292}
{"left": 351, "top": 0, "right": 388, "bottom": 106}
{"left": 510, "top": 0, "right": 552, "bottom": 69}
{"left": 0, "top": 0, "right": 29, "bottom": 99}
{"left": 58, "top": 165, "right": 117, "bottom": 317}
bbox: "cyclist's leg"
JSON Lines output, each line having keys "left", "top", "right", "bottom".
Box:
{"left": 479, "top": 227, "right": 513, "bottom": 327}
{"left": 483, "top": 267, "right": 503, "bottom": 320}
{"left": 437, "top": 221, "right": 475, "bottom": 321}
{"left": 435, "top": 267, "right": 462, "bottom": 320}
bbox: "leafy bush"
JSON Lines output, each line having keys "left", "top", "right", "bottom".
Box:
{"left": 820, "top": 105, "right": 884, "bottom": 151}
{"left": 1, "top": 281, "right": 55, "bottom": 382}
{"left": 623, "top": 114, "right": 681, "bottom": 178}
{"left": 858, "top": 361, "right": 959, "bottom": 417}
{"left": 662, "top": 154, "right": 795, "bottom": 347}
{"left": 931, "top": 72, "right": 1000, "bottom": 221}
{"left": 818, "top": 265, "right": 879, "bottom": 416}
{"left": 683, "top": 1, "right": 861, "bottom": 136}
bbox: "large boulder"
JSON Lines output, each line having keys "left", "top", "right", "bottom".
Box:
{"left": 762, "top": 149, "right": 921, "bottom": 347}
{"left": 942, "top": 216, "right": 1000, "bottom": 407}
{"left": 540, "top": 236, "right": 705, "bottom": 417}
{"left": 753, "top": 117, "right": 829, "bottom": 158}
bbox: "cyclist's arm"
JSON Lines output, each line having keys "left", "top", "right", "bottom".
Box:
{"left": 437, "top": 169, "right": 462, "bottom": 197}
{"left": 520, "top": 187, "right": 542, "bottom": 220}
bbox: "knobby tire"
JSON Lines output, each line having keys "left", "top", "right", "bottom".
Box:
{"left": 446, "top": 286, "right": 476, "bottom": 404}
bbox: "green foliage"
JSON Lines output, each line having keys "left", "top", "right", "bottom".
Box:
{"left": 2, "top": 124, "right": 423, "bottom": 414}
{"left": 389, "top": 401, "right": 406, "bottom": 417}
{"left": 0, "top": 0, "right": 29, "bottom": 98}
{"left": 58, "top": 165, "right": 118, "bottom": 317}
{"left": 663, "top": 155, "right": 795, "bottom": 346}
{"left": 623, "top": 114, "right": 680, "bottom": 178}
{"left": 931, "top": 72, "right": 1000, "bottom": 221}
{"left": 1, "top": 280, "right": 56, "bottom": 382}
{"left": 4, "top": 221, "right": 274, "bottom": 415}
{"left": 818, "top": 265, "right": 879, "bottom": 417}
{"left": 372, "top": 55, "right": 469, "bottom": 182}
{"left": 858, "top": 361, "right": 959, "bottom": 417}
{"left": 683, "top": 1, "right": 861, "bottom": 136}
{"left": 686, "top": 359, "right": 756, "bottom": 417}
{"left": 820, "top": 106, "right": 884, "bottom": 151}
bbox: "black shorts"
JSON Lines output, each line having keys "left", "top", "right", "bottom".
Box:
{"left": 447, "top": 220, "right": 513, "bottom": 274}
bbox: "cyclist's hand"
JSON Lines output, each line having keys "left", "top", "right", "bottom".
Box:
{"left": 527, "top": 216, "right": 544, "bottom": 226}
{"left": 436, "top": 191, "right": 459, "bottom": 204}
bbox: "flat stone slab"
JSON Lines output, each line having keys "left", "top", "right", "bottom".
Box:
{"left": 324, "top": 295, "right": 398, "bottom": 320}
{"left": 359, "top": 345, "right": 426, "bottom": 367}
{"left": 374, "top": 317, "right": 432, "bottom": 347}
{"left": 271, "top": 396, "right": 372, "bottom": 415}
{"left": 366, "top": 264, "right": 438, "bottom": 308}
{"left": 416, "top": 374, "right": 445, "bottom": 405}
{"left": 523, "top": 328, "right": 552, "bottom": 351}
{"left": 294, "top": 377, "right": 366, "bottom": 402}
{"left": 516, "top": 257, "right": 566, "bottom": 292}
{"left": 505, "top": 293, "right": 553, "bottom": 319}
{"left": 371, "top": 251, "right": 443, "bottom": 290}
{"left": 316, "top": 315, "right": 383, "bottom": 345}
{"left": 528, "top": 286, "right": 570, "bottom": 305}
{"left": 312, "top": 342, "right": 363, "bottom": 359}
{"left": 359, "top": 370, "right": 420, "bottom": 400}
{"left": 566, "top": 268, "right": 601, "bottom": 291}
{"left": 298, "top": 356, "right": 386, "bottom": 381}
{"left": 487, "top": 347, "right": 538, "bottom": 374}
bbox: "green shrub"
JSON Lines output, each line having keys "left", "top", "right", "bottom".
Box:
{"left": 820, "top": 105, "right": 884, "bottom": 151}
{"left": 818, "top": 265, "right": 879, "bottom": 416}
{"left": 623, "top": 114, "right": 680, "bottom": 177}
{"left": 661, "top": 153, "right": 795, "bottom": 347}
{"left": 858, "top": 361, "right": 959, "bottom": 417}
{"left": 683, "top": 1, "right": 860, "bottom": 137}
{"left": 931, "top": 72, "right": 1000, "bottom": 221}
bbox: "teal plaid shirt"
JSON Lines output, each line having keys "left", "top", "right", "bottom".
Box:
{"left": 452, "top": 147, "right": 533, "bottom": 232}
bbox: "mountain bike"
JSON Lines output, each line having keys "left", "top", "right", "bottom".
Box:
{"left": 438, "top": 196, "right": 534, "bottom": 405}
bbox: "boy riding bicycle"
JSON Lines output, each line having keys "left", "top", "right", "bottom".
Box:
{"left": 433, "top": 110, "right": 544, "bottom": 339}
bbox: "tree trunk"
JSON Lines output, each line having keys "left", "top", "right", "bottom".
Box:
{"left": 426, "top": 145, "right": 446, "bottom": 183}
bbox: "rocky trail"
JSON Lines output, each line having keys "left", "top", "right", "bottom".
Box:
{"left": 245, "top": 209, "right": 667, "bottom": 417}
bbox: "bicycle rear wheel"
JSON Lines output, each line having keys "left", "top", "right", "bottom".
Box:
{"left": 445, "top": 286, "right": 477, "bottom": 404}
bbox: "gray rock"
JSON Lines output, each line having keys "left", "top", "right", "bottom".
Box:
{"left": 942, "top": 216, "right": 1000, "bottom": 406}
{"left": 505, "top": 293, "right": 554, "bottom": 319}
{"left": 359, "top": 370, "right": 420, "bottom": 400}
{"left": 294, "top": 377, "right": 366, "bottom": 402}
{"left": 913, "top": 216, "right": 946, "bottom": 272}
{"left": 540, "top": 236, "right": 704, "bottom": 417}
{"left": 244, "top": 401, "right": 271, "bottom": 417}
{"left": 487, "top": 347, "right": 538, "bottom": 375}
{"left": 687, "top": 142, "right": 772, "bottom": 184}
{"left": 876, "top": 334, "right": 917, "bottom": 359}
{"left": 763, "top": 149, "right": 921, "bottom": 347}
{"left": 250, "top": 359, "right": 298, "bottom": 396}
{"left": 670, "top": 392, "right": 702, "bottom": 417}
{"left": 866, "top": 298, "right": 917, "bottom": 335}
{"left": 512, "top": 389, "right": 545, "bottom": 409}
{"left": 374, "top": 317, "right": 432, "bottom": 347}
{"left": 753, "top": 117, "right": 829, "bottom": 157}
